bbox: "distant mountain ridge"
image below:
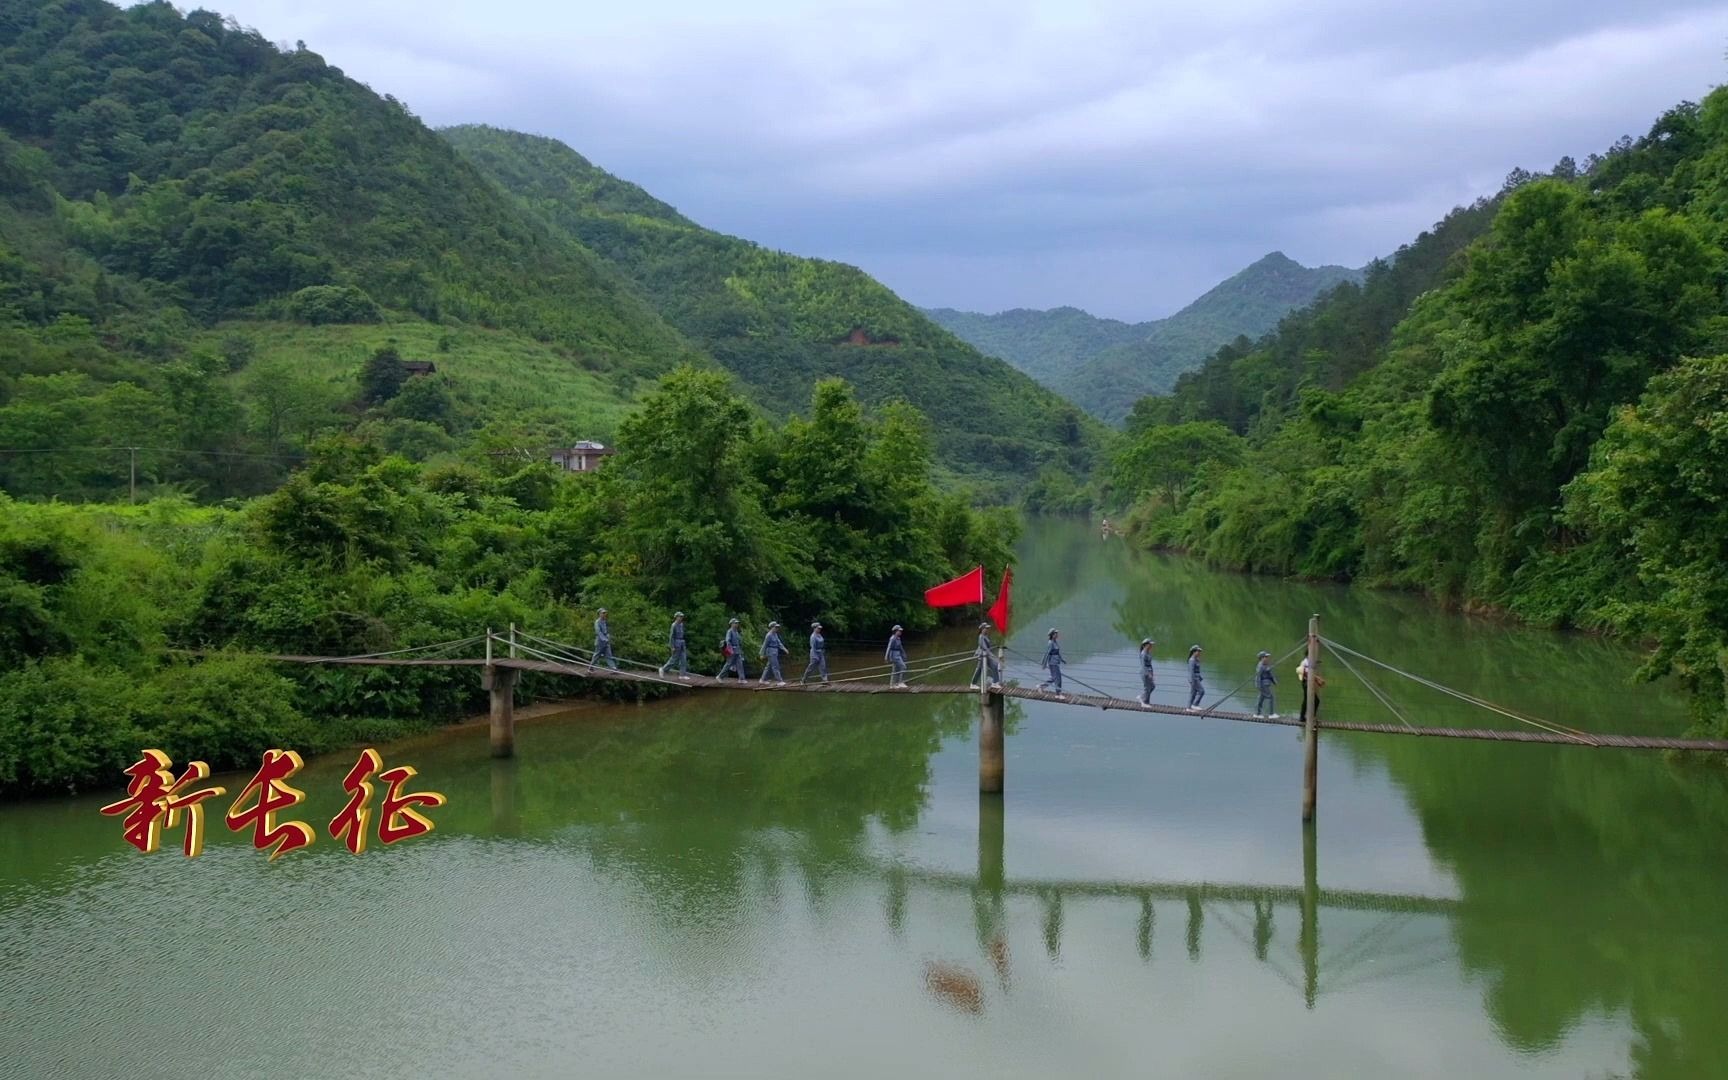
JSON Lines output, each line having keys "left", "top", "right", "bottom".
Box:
{"left": 443, "top": 124, "right": 1101, "bottom": 493}
{"left": 927, "top": 252, "right": 1364, "bottom": 424}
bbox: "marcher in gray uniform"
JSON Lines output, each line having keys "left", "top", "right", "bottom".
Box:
{"left": 1186, "top": 645, "right": 1205, "bottom": 710}
{"left": 801, "top": 621, "right": 829, "bottom": 684}
{"left": 1138, "top": 638, "right": 1157, "bottom": 705}
{"left": 659, "top": 611, "right": 689, "bottom": 679}
{"left": 716, "top": 618, "right": 748, "bottom": 681}
{"left": 1038, "top": 628, "right": 1064, "bottom": 694}
{"left": 1254, "top": 650, "right": 1277, "bottom": 717}
{"left": 760, "top": 621, "right": 790, "bottom": 685}
{"left": 971, "top": 622, "right": 1000, "bottom": 690}
{"left": 590, "top": 608, "right": 617, "bottom": 670}
{"left": 885, "top": 625, "right": 909, "bottom": 688}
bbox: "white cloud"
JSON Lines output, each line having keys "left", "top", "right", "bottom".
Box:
{"left": 177, "top": 0, "right": 1728, "bottom": 317}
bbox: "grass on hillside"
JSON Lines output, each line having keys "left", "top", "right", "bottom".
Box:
{"left": 205, "top": 317, "right": 642, "bottom": 443}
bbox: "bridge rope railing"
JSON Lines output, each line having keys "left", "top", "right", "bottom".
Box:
{"left": 1002, "top": 639, "right": 1308, "bottom": 720}
{"left": 260, "top": 634, "right": 491, "bottom": 663}
{"left": 1321, "top": 636, "right": 1601, "bottom": 746}
{"left": 503, "top": 627, "right": 982, "bottom": 691}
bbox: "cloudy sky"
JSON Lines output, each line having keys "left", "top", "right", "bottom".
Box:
{"left": 187, "top": 1, "right": 1724, "bottom": 320}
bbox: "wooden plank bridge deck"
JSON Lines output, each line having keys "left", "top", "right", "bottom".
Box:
{"left": 262, "top": 651, "right": 1728, "bottom": 752}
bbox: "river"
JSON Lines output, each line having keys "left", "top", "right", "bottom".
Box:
{"left": 3, "top": 518, "right": 1727, "bottom": 1079}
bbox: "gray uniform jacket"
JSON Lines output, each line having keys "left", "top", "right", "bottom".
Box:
{"left": 886, "top": 635, "right": 907, "bottom": 661}
{"left": 725, "top": 627, "right": 743, "bottom": 652}
{"left": 809, "top": 631, "right": 826, "bottom": 657}
{"left": 1043, "top": 642, "right": 1063, "bottom": 669}
{"left": 763, "top": 631, "right": 787, "bottom": 657}
{"left": 669, "top": 621, "right": 685, "bottom": 648}
{"left": 594, "top": 617, "right": 610, "bottom": 646}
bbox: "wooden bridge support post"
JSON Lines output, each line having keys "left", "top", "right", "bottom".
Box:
{"left": 485, "top": 664, "right": 519, "bottom": 758}
{"left": 1302, "top": 614, "right": 1320, "bottom": 823}
{"left": 1137, "top": 894, "right": 1154, "bottom": 962}
{"left": 979, "top": 690, "right": 1005, "bottom": 793}
{"left": 975, "top": 792, "right": 1006, "bottom": 954}
{"left": 978, "top": 792, "right": 1005, "bottom": 893}
{"left": 1301, "top": 820, "right": 1319, "bottom": 1009}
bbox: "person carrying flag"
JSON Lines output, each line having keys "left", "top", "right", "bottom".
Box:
{"left": 971, "top": 622, "right": 1000, "bottom": 690}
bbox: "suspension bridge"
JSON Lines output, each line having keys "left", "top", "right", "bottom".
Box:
{"left": 259, "top": 616, "right": 1728, "bottom": 820}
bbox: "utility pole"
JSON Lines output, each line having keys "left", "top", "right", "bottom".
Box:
{"left": 128, "top": 446, "right": 137, "bottom": 505}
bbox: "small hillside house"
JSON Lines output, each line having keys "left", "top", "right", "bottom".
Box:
{"left": 400, "top": 360, "right": 437, "bottom": 376}
{"left": 550, "top": 440, "right": 615, "bottom": 472}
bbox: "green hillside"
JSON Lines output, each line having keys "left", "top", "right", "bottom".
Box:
{"left": 927, "top": 253, "right": 1362, "bottom": 424}
{"left": 1114, "top": 94, "right": 1728, "bottom": 737}
{"left": 0, "top": 0, "right": 694, "bottom": 370}
{"left": 442, "top": 124, "right": 1101, "bottom": 495}
{"left": 0, "top": 0, "right": 707, "bottom": 501}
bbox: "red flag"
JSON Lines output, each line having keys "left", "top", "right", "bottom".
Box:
{"left": 986, "top": 568, "right": 1012, "bottom": 635}
{"left": 924, "top": 566, "right": 984, "bottom": 608}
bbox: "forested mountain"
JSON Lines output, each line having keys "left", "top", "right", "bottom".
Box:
{"left": 0, "top": 0, "right": 1091, "bottom": 502}
{"left": 927, "top": 252, "right": 1361, "bottom": 424}
{"left": 1113, "top": 94, "right": 1728, "bottom": 739}
{"left": 0, "top": 0, "right": 708, "bottom": 499}
{"left": 443, "top": 125, "right": 1099, "bottom": 494}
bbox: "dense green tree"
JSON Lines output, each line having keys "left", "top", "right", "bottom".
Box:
{"left": 1112, "top": 421, "right": 1241, "bottom": 507}
{"left": 1567, "top": 355, "right": 1728, "bottom": 736}
{"left": 574, "top": 367, "right": 791, "bottom": 618}
{"left": 357, "top": 344, "right": 405, "bottom": 405}
{"left": 1108, "top": 86, "right": 1728, "bottom": 736}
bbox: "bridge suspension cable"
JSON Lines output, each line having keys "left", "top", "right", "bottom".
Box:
{"left": 1321, "top": 637, "right": 1600, "bottom": 746}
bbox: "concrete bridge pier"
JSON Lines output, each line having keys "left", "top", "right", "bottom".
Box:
{"left": 979, "top": 690, "right": 1005, "bottom": 793}
{"left": 484, "top": 664, "right": 519, "bottom": 758}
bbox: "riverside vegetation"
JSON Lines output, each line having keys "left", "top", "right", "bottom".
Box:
{"left": 0, "top": 370, "right": 1017, "bottom": 796}
{"left": 1111, "top": 90, "right": 1728, "bottom": 740}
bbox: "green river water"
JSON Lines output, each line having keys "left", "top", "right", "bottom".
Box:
{"left": 4, "top": 519, "right": 1728, "bottom": 1079}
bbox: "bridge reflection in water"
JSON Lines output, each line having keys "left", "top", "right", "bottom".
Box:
{"left": 479, "top": 749, "right": 1457, "bottom": 1018}
{"left": 882, "top": 794, "right": 1457, "bottom": 1015}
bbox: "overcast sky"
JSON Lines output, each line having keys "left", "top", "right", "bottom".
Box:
{"left": 185, "top": 1, "right": 1726, "bottom": 320}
